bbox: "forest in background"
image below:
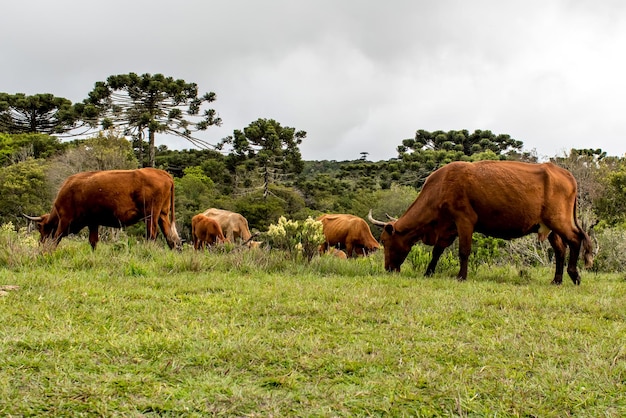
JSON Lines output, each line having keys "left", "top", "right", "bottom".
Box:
{"left": 3, "top": 80, "right": 626, "bottom": 272}
{"left": 1, "top": 130, "right": 625, "bottom": 259}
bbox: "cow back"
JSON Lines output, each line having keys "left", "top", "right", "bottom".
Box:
{"left": 202, "top": 208, "right": 252, "bottom": 242}
{"left": 396, "top": 160, "right": 578, "bottom": 240}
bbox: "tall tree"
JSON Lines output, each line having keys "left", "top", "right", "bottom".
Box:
{"left": 85, "top": 73, "right": 221, "bottom": 167}
{"left": 393, "top": 129, "right": 525, "bottom": 187}
{"left": 398, "top": 129, "right": 523, "bottom": 158}
{"left": 220, "top": 118, "right": 306, "bottom": 198}
{"left": 0, "top": 93, "right": 86, "bottom": 135}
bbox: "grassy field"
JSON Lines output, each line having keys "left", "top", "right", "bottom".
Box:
{"left": 0, "top": 237, "right": 625, "bottom": 416}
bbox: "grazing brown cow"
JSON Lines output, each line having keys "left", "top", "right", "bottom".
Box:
{"left": 24, "top": 168, "right": 181, "bottom": 250}
{"left": 317, "top": 214, "right": 380, "bottom": 258}
{"left": 202, "top": 208, "right": 260, "bottom": 247}
{"left": 369, "top": 160, "right": 594, "bottom": 285}
{"left": 191, "top": 214, "right": 227, "bottom": 249}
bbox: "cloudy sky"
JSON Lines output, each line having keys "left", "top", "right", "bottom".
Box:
{"left": 2, "top": 0, "right": 626, "bottom": 161}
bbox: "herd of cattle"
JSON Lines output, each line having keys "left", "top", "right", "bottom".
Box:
{"left": 23, "top": 160, "right": 595, "bottom": 285}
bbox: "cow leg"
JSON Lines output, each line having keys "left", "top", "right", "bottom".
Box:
{"left": 145, "top": 214, "right": 158, "bottom": 240}
{"left": 158, "top": 213, "right": 181, "bottom": 250}
{"left": 456, "top": 224, "right": 474, "bottom": 281}
{"left": 50, "top": 219, "right": 70, "bottom": 247}
{"left": 345, "top": 243, "right": 354, "bottom": 258}
{"left": 88, "top": 225, "right": 99, "bottom": 250}
{"left": 425, "top": 244, "right": 446, "bottom": 276}
{"left": 548, "top": 232, "right": 566, "bottom": 285}
{"left": 550, "top": 229, "right": 583, "bottom": 286}
{"left": 566, "top": 236, "right": 583, "bottom": 286}
{"left": 425, "top": 234, "right": 457, "bottom": 276}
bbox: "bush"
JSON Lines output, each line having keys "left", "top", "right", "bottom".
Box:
{"left": 265, "top": 216, "right": 325, "bottom": 261}
{"left": 0, "top": 222, "right": 39, "bottom": 268}
{"left": 591, "top": 227, "right": 626, "bottom": 273}
{"left": 505, "top": 235, "right": 553, "bottom": 268}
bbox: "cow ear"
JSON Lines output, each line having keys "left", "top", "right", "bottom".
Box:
{"left": 384, "top": 223, "right": 395, "bottom": 235}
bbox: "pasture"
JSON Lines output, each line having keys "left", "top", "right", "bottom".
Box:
{"left": 0, "top": 235, "right": 625, "bottom": 416}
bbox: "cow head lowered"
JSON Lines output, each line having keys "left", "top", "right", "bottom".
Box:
{"left": 369, "top": 160, "right": 594, "bottom": 285}
{"left": 23, "top": 168, "right": 182, "bottom": 251}
{"left": 368, "top": 210, "right": 423, "bottom": 272}
{"left": 316, "top": 213, "right": 379, "bottom": 258}
{"left": 201, "top": 208, "right": 262, "bottom": 249}
{"left": 23, "top": 213, "right": 57, "bottom": 245}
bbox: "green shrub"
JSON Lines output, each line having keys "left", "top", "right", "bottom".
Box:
{"left": 265, "top": 216, "right": 325, "bottom": 261}
{"left": 590, "top": 227, "right": 626, "bottom": 273}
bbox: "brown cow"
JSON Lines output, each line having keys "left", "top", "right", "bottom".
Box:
{"left": 368, "top": 160, "right": 594, "bottom": 285}
{"left": 317, "top": 214, "right": 380, "bottom": 258}
{"left": 24, "top": 168, "right": 181, "bottom": 250}
{"left": 191, "top": 214, "right": 227, "bottom": 249}
{"left": 202, "top": 208, "right": 260, "bottom": 247}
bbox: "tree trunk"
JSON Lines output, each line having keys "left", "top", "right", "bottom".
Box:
{"left": 135, "top": 131, "right": 145, "bottom": 168}
{"left": 148, "top": 128, "right": 156, "bottom": 167}
{"left": 263, "top": 164, "right": 269, "bottom": 199}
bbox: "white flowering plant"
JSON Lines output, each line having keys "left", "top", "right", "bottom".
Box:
{"left": 265, "top": 216, "right": 325, "bottom": 260}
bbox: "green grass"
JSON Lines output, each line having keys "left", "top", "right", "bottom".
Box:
{"left": 0, "top": 239, "right": 625, "bottom": 416}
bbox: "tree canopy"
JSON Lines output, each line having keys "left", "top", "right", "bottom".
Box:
{"left": 0, "top": 133, "right": 67, "bottom": 166}
{"left": 220, "top": 118, "right": 306, "bottom": 197}
{"left": 85, "top": 73, "right": 222, "bottom": 167}
{"left": 0, "top": 93, "right": 87, "bottom": 135}
{"left": 398, "top": 129, "right": 523, "bottom": 159}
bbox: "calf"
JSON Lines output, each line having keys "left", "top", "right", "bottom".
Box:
{"left": 191, "top": 214, "right": 227, "bottom": 250}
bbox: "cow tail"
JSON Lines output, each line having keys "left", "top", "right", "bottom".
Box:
{"left": 573, "top": 196, "right": 594, "bottom": 268}
{"left": 169, "top": 180, "right": 180, "bottom": 244}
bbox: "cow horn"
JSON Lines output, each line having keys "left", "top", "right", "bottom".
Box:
{"left": 385, "top": 213, "right": 398, "bottom": 221}
{"left": 367, "top": 209, "right": 387, "bottom": 227}
{"left": 242, "top": 232, "right": 261, "bottom": 246}
{"left": 22, "top": 214, "right": 43, "bottom": 222}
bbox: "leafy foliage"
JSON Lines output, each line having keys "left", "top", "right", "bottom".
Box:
{"left": 173, "top": 167, "right": 217, "bottom": 241}
{"left": 0, "top": 133, "right": 67, "bottom": 166}
{"left": 65, "top": 130, "right": 138, "bottom": 170}
{"left": 0, "top": 93, "right": 86, "bottom": 135}
{"left": 45, "top": 130, "right": 139, "bottom": 193}
{"left": 0, "top": 158, "right": 51, "bottom": 222}
{"left": 394, "top": 129, "right": 526, "bottom": 187}
{"left": 232, "top": 185, "right": 307, "bottom": 231}
{"left": 265, "top": 216, "right": 325, "bottom": 260}
{"left": 220, "top": 118, "right": 306, "bottom": 196}
{"left": 399, "top": 129, "right": 523, "bottom": 157}
{"left": 85, "top": 73, "right": 221, "bottom": 167}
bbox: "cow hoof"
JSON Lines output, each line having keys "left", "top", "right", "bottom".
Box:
{"left": 551, "top": 279, "right": 563, "bottom": 285}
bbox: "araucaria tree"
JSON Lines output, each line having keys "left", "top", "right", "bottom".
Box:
{"left": 392, "top": 129, "right": 526, "bottom": 187}
{"left": 220, "top": 118, "right": 306, "bottom": 197}
{"left": 0, "top": 93, "right": 85, "bottom": 135}
{"left": 398, "top": 129, "right": 523, "bottom": 157}
{"left": 85, "top": 73, "right": 221, "bottom": 167}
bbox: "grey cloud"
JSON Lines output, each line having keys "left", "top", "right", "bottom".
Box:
{"left": 2, "top": 0, "right": 626, "bottom": 160}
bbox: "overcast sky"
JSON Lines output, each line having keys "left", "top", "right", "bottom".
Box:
{"left": 2, "top": 0, "right": 626, "bottom": 161}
